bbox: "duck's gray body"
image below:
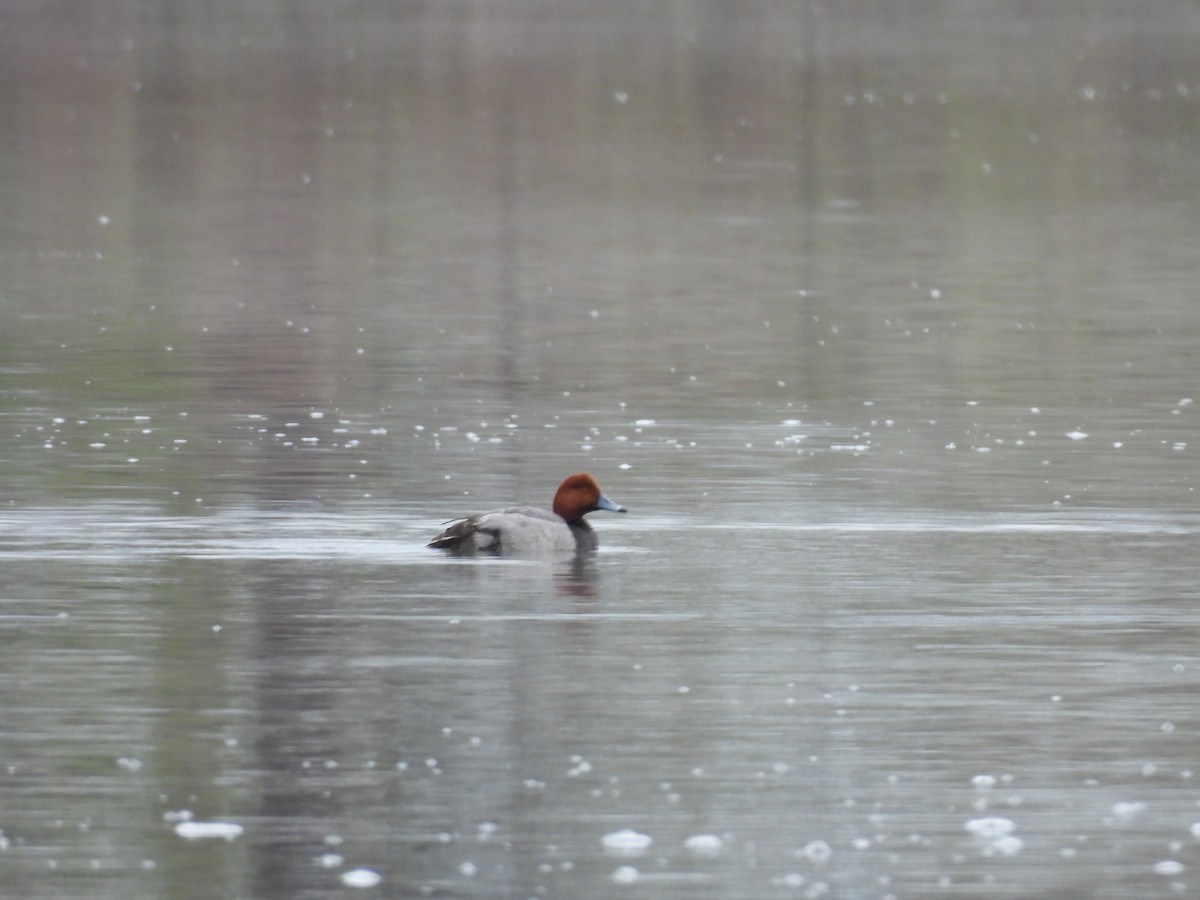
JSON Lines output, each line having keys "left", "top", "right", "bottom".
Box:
{"left": 430, "top": 506, "right": 596, "bottom": 554}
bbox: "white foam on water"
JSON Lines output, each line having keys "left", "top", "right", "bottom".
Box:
{"left": 965, "top": 816, "right": 1015, "bottom": 838}
{"left": 340, "top": 868, "right": 382, "bottom": 888}
{"left": 1110, "top": 801, "right": 1146, "bottom": 823}
{"left": 602, "top": 829, "right": 653, "bottom": 853}
{"left": 611, "top": 865, "right": 640, "bottom": 884}
{"left": 1153, "top": 860, "right": 1184, "bottom": 876}
{"left": 173, "top": 821, "right": 243, "bottom": 841}
{"left": 684, "top": 834, "right": 723, "bottom": 855}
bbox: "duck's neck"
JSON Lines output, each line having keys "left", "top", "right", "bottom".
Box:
{"left": 567, "top": 519, "right": 597, "bottom": 550}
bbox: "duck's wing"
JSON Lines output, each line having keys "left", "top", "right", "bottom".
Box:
{"left": 427, "top": 513, "right": 503, "bottom": 552}
{"left": 426, "top": 506, "right": 540, "bottom": 552}
{"left": 428, "top": 516, "right": 475, "bottom": 551}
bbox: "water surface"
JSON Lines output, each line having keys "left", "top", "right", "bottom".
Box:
{"left": 2, "top": 1, "right": 1199, "bottom": 897}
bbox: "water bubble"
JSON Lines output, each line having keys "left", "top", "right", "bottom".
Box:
{"left": 985, "top": 835, "right": 1024, "bottom": 857}
{"left": 611, "top": 865, "right": 639, "bottom": 884}
{"left": 965, "top": 817, "right": 1015, "bottom": 838}
{"left": 602, "top": 829, "right": 652, "bottom": 853}
{"left": 684, "top": 834, "right": 723, "bottom": 855}
{"left": 798, "top": 839, "right": 832, "bottom": 864}
{"left": 340, "top": 868, "right": 381, "bottom": 888}
{"left": 1110, "top": 801, "right": 1146, "bottom": 822}
{"left": 174, "top": 821, "right": 244, "bottom": 841}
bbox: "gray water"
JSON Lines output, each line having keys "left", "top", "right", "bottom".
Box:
{"left": 2, "top": 2, "right": 1200, "bottom": 898}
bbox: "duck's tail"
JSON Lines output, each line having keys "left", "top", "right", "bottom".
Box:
{"left": 427, "top": 517, "right": 477, "bottom": 551}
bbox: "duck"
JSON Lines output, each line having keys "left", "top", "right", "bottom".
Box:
{"left": 428, "top": 472, "right": 626, "bottom": 554}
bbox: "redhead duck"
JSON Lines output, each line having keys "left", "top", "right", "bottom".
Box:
{"left": 428, "top": 472, "right": 626, "bottom": 554}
